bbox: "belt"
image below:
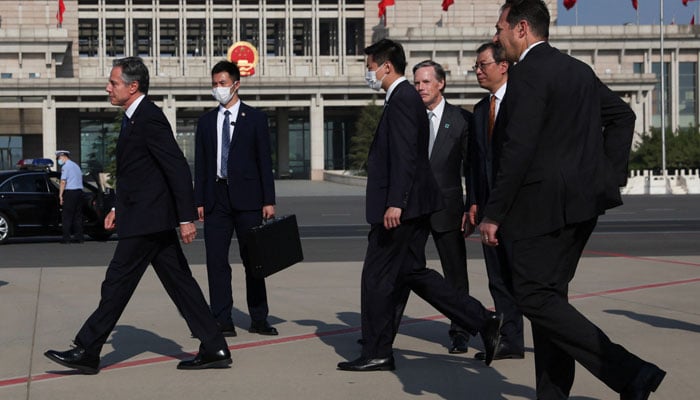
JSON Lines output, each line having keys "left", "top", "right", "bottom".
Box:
{"left": 215, "top": 177, "right": 228, "bottom": 184}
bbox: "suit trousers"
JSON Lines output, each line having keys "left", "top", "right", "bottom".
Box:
{"left": 360, "top": 217, "right": 489, "bottom": 359}
{"left": 204, "top": 182, "right": 268, "bottom": 325}
{"left": 61, "top": 189, "right": 84, "bottom": 241}
{"left": 482, "top": 242, "right": 523, "bottom": 351}
{"left": 505, "top": 217, "right": 643, "bottom": 399}
{"left": 75, "top": 230, "right": 226, "bottom": 357}
{"left": 432, "top": 228, "right": 470, "bottom": 337}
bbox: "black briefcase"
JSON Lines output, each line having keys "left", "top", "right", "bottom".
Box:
{"left": 247, "top": 214, "right": 304, "bottom": 278}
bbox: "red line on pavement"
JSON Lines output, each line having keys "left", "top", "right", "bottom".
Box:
{"left": 2, "top": 256, "right": 698, "bottom": 389}
{"left": 583, "top": 250, "right": 700, "bottom": 267}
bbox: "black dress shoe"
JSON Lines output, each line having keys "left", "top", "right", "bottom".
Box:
{"left": 475, "top": 341, "right": 524, "bottom": 361}
{"left": 44, "top": 347, "right": 99, "bottom": 375}
{"left": 449, "top": 333, "right": 469, "bottom": 354}
{"left": 478, "top": 312, "right": 503, "bottom": 366}
{"left": 219, "top": 324, "right": 237, "bottom": 337}
{"left": 337, "top": 356, "right": 395, "bottom": 371}
{"left": 177, "top": 348, "right": 232, "bottom": 370}
{"left": 620, "top": 362, "right": 666, "bottom": 400}
{"left": 248, "top": 320, "right": 278, "bottom": 336}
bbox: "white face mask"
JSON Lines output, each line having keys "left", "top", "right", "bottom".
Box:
{"left": 212, "top": 86, "right": 235, "bottom": 105}
{"left": 365, "top": 63, "right": 385, "bottom": 91}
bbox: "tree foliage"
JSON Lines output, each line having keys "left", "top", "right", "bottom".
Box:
{"left": 348, "top": 97, "right": 382, "bottom": 173}
{"left": 629, "top": 126, "right": 700, "bottom": 171}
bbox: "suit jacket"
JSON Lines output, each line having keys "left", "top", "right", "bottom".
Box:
{"left": 365, "top": 79, "right": 443, "bottom": 224}
{"left": 468, "top": 94, "right": 496, "bottom": 223}
{"left": 115, "top": 98, "right": 197, "bottom": 238}
{"left": 484, "top": 42, "right": 635, "bottom": 240}
{"left": 428, "top": 102, "right": 472, "bottom": 232}
{"left": 194, "top": 102, "right": 276, "bottom": 212}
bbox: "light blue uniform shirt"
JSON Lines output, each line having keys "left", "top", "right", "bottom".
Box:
{"left": 60, "top": 159, "right": 84, "bottom": 190}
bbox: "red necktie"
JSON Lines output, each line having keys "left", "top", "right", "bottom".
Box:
{"left": 488, "top": 95, "right": 496, "bottom": 141}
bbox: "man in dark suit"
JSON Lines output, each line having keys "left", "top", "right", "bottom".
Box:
{"left": 412, "top": 60, "right": 473, "bottom": 354}
{"left": 481, "top": 1, "right": 665, "bottom": 398}
{"left": 468, "top": 43, "right": 524, "bottom": 362}
{"left": 194, "top": 61, "right": 278, "bottom": 337}
{"left": 44, "top": 57, "right": 231, "bottom": 374}
{"left": 337, "top": 39, "right": 502, "bottom": 372}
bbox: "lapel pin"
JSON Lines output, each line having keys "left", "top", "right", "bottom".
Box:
{"left": 444, "top": 123, "right": 450, "bottom": 129}
{"left": 241, "top": 112, "right": 246, "bottom": 117}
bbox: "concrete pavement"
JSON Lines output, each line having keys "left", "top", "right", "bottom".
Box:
{"left": 1, "top": 180, "right": 699, "bottom": 399}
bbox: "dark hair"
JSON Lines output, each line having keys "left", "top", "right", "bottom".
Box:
{"left": 476, "top": 42, "right": 508, "bottom": 64}
{"left": 412, "top": 60, "right": 447, "bottom": 92}
{"left": 211, "top": 60, "right": 241, "bottom": 81}
{"left": 502, "top": 0, "right": 550, "bottom": 40}
{"left": 112, "top": 57, "right": 150, "bottom": 95}
{"left": 364, "top": 39, "right": 407, "bottom": 75}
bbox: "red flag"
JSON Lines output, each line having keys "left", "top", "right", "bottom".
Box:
{"left": 442, "top": 0, "right": 454, "bottom": 11}
{"left": 692, "top": 14, "right": 696, "bottom": 25}
{"left": 563, "top": 0, "right": 576, "bottom": 10}
{"left": 56, "top": 0, "right": 65, "bottom": 25}
{"left": 683, "top": 0, "right": 689, "bottom": 6}
{"left": 378, "top": 0, "right": 395, "bottom": 18}
{"left": 631, "top": 0, "right": 638, "bottom": 10}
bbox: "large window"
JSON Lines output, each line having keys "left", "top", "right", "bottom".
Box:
{"left": 289, "top": 116, "right": 310, "bottom": 178}
{"left": 105, "top": 19, "right": 126, "bottom": 57}
{"left": 266, "top": 19, "right": 285, "bottom": 56}
{"left": 679, "top": 62, "right": 697, "bottom": 128}
{"left": 80, "top": 119, "right": 119, "bottom": 174}
{"left": 160, "top": 20, "right": 179, "bottom": 57}
{"left": 240, "top": 19, "right": 260, "bottom": 49}
{"left": 345, "top": 19, "right": 364, "bottom": 56}
{"left": 187, "top": 20, "right": 206, "bottom": 57}
{"left": 213, "top": 19, "right": 234, "bottom": 57}
{"left": 0, "top": 136, "right": 23, "bottom": 170}
{"left": 79, "top": 19, "right": 99, "bottom": 57}
{"left": 652, "top": 62, "right": 671, "bottom": 128}
{"left": 292, "top": 19, "right": 312, "bottom": 56}
{"left": 133, "top": 19, "right": 153, "bottom": 57}
{"left": 319, "top": 19, "right": 338, "bottom": 56}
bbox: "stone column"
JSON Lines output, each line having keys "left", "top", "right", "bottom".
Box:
{"left": 42, "top": 97, "right": 57, "bottom": 160}
{"left": 309, "top": 93, "right": 325, "bottom": 181}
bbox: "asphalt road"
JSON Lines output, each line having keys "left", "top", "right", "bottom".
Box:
{"left": 1, "top": 194, "right": 698, "bottom": 267}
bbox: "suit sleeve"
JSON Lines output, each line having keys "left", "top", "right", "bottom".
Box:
{"left": 599, "top": 78, "right": 635, "bottom": 187}
{"left": 144, "top": 109, "right": 198, "bottom": 223}
{"left": 386, "top": 91, "right": 421, "bottom": 209}
{"left": 254, "top": 110, "right": 276, "bottom": 206}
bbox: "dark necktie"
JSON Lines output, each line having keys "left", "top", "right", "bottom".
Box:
{"left": 488, "top": 95, "right": 496, "bottom": 141}
{"left": 428, "top": 111, "right": 436, "bottom": 157}
{"left": 220, "top": 110, "right": 231, "bottom": 178}
{"left": 120, "top": 115, "right": 129, "bottom": 137}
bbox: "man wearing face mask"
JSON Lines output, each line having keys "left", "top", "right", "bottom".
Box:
{"left": 56, "top": 150, "right": 85, "bottom": 244}
{"left": 194, "top": 60, "right": 277, "bottom": 338}
{"left": 337, "top": 39, "right": 503, "bottom": 372}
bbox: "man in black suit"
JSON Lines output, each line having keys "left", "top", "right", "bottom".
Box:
{"left": 413, "top": 60, "right": 473, "bottom": 354}
{"left": 194, "top": 61, "right": 277, "bottom": 337}
{"left": 480, "top": 1, "right": 665, "bottom": 398}
{"left": 468, "top": 43, "right": 524, "bottom": 361}
{"left": 337, "top": 39, "right": 502, "bottom": 372}
{"left": 45, "top": 57, "right": 231, "bottom": 374}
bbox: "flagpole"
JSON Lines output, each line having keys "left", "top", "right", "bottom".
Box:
{"left": 660, "top": 0, "right": 668, "bottom": 190}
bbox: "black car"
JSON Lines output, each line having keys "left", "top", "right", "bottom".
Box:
{"left": 0, "top": 170, "right": 114, "bottom": 243}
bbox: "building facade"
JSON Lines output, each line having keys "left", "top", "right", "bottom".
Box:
{"left": 0, "top": 0, "right": 698, "bottom": 179}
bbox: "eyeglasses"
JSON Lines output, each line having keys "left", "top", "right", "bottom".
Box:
{"left": 472, "top": 61, "right": 497, "bottom": 72}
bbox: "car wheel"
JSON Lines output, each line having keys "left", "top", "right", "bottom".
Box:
{"left": 0, "top": 212, "right": 12, "bottom": 244}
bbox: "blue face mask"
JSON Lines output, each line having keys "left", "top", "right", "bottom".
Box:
{"left": 58, "top": 159, "right": 65, "bottom": 166}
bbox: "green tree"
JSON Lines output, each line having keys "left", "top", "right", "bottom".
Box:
{"left": 348, "top": 97, "right": 382, "bottom": 173}
{"left": 629, "top": 126, "right": 700, "bottom": 171}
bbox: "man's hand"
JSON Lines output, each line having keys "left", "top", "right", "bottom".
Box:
{"left": 383, "top": 207, "right": 402, "bottom": 230}
{"left": 197, "top": 206, "right": 205, "bottom": 222}
{"left": 104, "top": 209, "right": 116, "bottom": 230}
{"left": 180, "top": 222, "right": 197, "bottom": 244}
{"left": 461, "top": 211, "right": 475, "bottom": 236}
{"left": 262, "top": 205, "right": 275, "bottom": 220}
{"left": 478, "top": 217, "right": 500, "bottom": 247}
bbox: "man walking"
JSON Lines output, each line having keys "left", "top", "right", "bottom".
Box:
{"left": 56, "top": 150, "right": 85, "bottom": 244}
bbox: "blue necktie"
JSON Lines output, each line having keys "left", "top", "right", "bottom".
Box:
{"left": 120, "top": 115, "right": 129, "bottom": 136}
{"left": 220, "top": 110, "right": 231, "bottom": 178}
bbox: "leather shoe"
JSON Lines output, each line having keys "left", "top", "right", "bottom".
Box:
{"left": 219, "top": 324, "right": 237, "bottom": 337}
{"left": 177, "top": 348, "right": 232, "bottom": 370}
{"left": 478, "top": 312, "right": 503, "bottom": 366}
{"left": 448, "top": 333, "right": 469, "bottom": 354}
{"left": 44, "top": 347, "right": 99, "bottom": 375}
{"left": 248, "top": 320, "right": 278, "bottom": 336}
{"left": 475, "top": 341, "right": 524, "bottom": 361}
{"left": 620, "top": 362, "right": 666, "bottom": 400}
{"left": 337, "top": 356, "right": 395, "bottom": 371}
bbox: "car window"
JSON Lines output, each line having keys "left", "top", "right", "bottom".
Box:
{"left": 11, "top": 174, "right": 49, "bottom": 193}
{"left": 0, "top": 179, "right": 11, "bottom": 192}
